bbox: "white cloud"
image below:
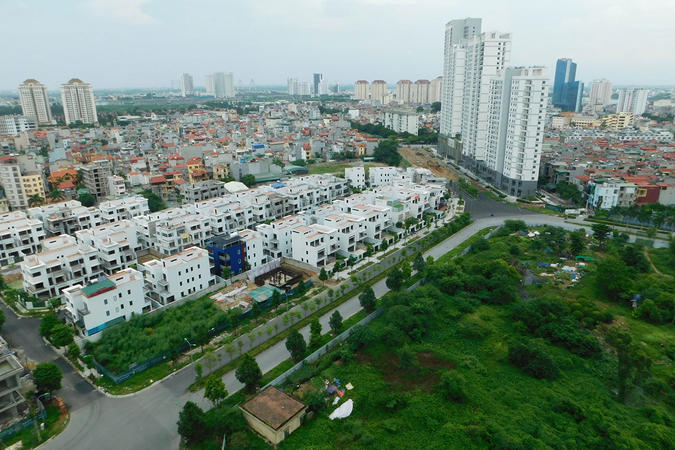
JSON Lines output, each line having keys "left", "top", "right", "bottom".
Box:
{"left": 86, "top": 0, "right": 157, "bottom": 24}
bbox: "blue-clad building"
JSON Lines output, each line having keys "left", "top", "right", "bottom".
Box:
{"left": 552, "top": 58, "right": 583, "bottom": 112}
{"left": 206, "top": 233, "right": 246, "bottom": 276}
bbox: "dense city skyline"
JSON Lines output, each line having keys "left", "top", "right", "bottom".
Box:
{"left": 1, "top": 0, "right": 673, "bottom": 90}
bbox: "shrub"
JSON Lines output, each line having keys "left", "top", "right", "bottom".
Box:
{"left": 439, "top": 371, "right": 468, "bottom": 402}
{"left": 508, "top": 340, "right": 559, "bottom": 380}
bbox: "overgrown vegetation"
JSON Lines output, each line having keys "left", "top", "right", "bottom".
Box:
{"left": 278, "top": 225, "right": 674, "bottom": 449}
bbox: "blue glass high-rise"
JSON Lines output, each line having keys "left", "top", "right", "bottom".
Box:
{"left": 552, "top": 58, "right": 582, "bottom": 112}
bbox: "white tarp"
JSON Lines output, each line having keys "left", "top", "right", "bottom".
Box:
{"left": 329, "top": 399, "right": 353, "bottom": 420}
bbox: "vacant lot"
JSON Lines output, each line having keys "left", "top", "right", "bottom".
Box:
{"left": 399, "top": 146, "right": 459, "bottom": 181}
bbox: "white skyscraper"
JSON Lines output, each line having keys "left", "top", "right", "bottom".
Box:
{"left": 18, "top": 79, "right": 53, "bottom": 124}
{"left": 206, "top": 72, "right": 234, "bottom": 98}
{"left": 396, "top": 80, "right": 412, "bottom": 104}
{"left": 490, "top": 67, "right": 548, "bottom": 195}
{"left": 287, "top": 78, "right": 310, "bottom": 96}
{"left": 589, "top": 79, "right": 612, "bottom": 106}
{"left": 440, "top": 18, "right": 482, "bottom": 137}
{"left": 60, "top": 78, "right": 98, "bottom": 125}
{"left": 461, "top": 31, "right": 512, "bottom": 164}
{"left": 616, "top": 88, "right": 649, "bottom": 115}
{"left": 370, "top": 80, "right": 387, "bottom": 103}
{"left": 354, "top": 80, "right": 370, "bottom": 100}
{"left": 439, "top": 18, "right": 547, "bottom": 197}
{"left": 180, "top": 73, "right": 194, "bottom": 97}
{"left": 429, "top": 76, "right": 443, "bottom": 103}
{"left": 411, "top": 80, "right": 430, "bottom": 104}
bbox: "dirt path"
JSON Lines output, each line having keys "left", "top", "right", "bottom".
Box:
{"left": 399, "top": 147, "right": 460, "bottom": 181}
{"left": 643, "top": 247, "right": 669, "bottom": 277}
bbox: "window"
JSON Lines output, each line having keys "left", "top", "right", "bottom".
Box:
{"left": 104, "top": 299, "right": 108, "bottom": 305}
{"left": 106, "top": 311, "right": 110, "bottom": 316}
{"left": 128, "top": 289, "right": 131, "bottom": 295}
{"left": 129, "top": 301, "right": 133, "bottom": 306}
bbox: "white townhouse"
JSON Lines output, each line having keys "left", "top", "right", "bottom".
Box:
{"left": 258, "top": 215, "right": 307, "bottom": 260}
{"left": 0, "top": 211, "right": 45, "bottom": 266}
{"left": 21, "top": 235, "right": 102, "bottom": 300}
{"left": 28, "top": 200, "right": 103, "bottom": 236}
{"left": 63, "top": 268, "right": 146, "bottom": 337}
{"left": 141, "top": 247, "right": 214, "bottom": 306}
{"left": 75, "top": 220, "right": 141, "bottom": 275}
{"left": 345, "top": 167, "right": 366, "bottom": 189}
{"left": 291, "top": 224, "right": 338, "bottom": 268}
{"left": 238, "top": 229, "right": 266, "bottom": 270}
{"left": 97, "top": 195, "right": 150, "bottom": 223}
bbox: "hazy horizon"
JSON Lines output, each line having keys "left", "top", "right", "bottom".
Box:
{"left": 1, "top": 0, "right": 673, "bottom": 91}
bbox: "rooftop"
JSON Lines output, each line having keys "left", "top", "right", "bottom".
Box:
{"left": 241, "top": 386, "right": 306, "bottom": 430}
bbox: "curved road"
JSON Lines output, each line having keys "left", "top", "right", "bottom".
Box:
{"left": 30, "top": 194, "right": 665, "bottom": 448}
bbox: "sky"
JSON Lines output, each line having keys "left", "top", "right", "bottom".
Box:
{"left": 1, "top": 0, "right": 673, "bottom": 90}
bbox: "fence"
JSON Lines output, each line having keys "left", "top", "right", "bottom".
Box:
{"left": 91, "top": 320, "right": 231, "bottom": 384}
{"left": 264, "top": 308, "right": 385, "bottom": 388}
{"left": 0, "top": 409, "right": 47, "bottom": 441}
{"left": 92, "top": 214, "right": 471, "bottom": 384}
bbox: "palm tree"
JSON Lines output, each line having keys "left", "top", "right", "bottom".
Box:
{"left": 28, "top": 194, "right": 44, "bottom": 207}
{"left": 48, "top": 189, "right": 64, "bottom": 202}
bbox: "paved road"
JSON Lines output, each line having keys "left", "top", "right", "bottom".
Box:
{"left": 0, "top": 302, "right": 100, "bottom": 412}
{"left": 34, "top": 199, "right": 666, "bottom": 449}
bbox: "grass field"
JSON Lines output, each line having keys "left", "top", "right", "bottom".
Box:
{"left": 648, "top": 247, "right": 675, "bottom": 277}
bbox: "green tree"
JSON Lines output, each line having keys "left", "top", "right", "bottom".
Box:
{"left": 398, "top": 345, "right": 418, "bottom": 371}
{"left": 569, "top": 230, "right": 586, "bottom": 255}
{"left": 413, "top": 252, "right": 426, "bottom": 273}
{"left": 271, "top": 290, "right": 282, "bottom": 310}
{"left": 140, "top": 190, "right": 166, "bottom": 212}
{"left": 28, "top": 194, "right": 45, "bottom": 207}
{"left": 50, "top": 323, "right": 75, "bottom": 347}
{"left": 235, "top": 354, "right": 262, "bottom": 393}
{"left": 67, "top": 342, "right": 80, "bottom": 360}
{"left": 319, "top": 267, "right": 328, "bottom": 284}
{"left": 240, "top": 174, "right": 256, "bottom": 187}
{"left": 606, "top": 327, "right": 651, "bottom": 402}
{"left": 329, "top": 310, "right": 343, "bottom": 335}
{"left": 39, "top": 314, "right": 60, "bottom": 337}
{"left": 373, "top": 137, "right": 402, "bottom": 166}
{"left": 359, "top": 286, "right": 377, "bottom": 313}
{"left": 347, "top": 255, "right": 356, "bottom": 267}
{"left": 48, "top": 189, "right": 64, "bottom": 202}
{"left": 285, "top": 328, "right": 307, "bottom": 362}
{"left": 591, "top": 223, "right": 611, "bottom": 245}
{"left": 204, "top": 375, "right": 228, "bottom": 407}
{"left": 78, "top": 192, "right": 96, "bottom": 207}
{"left": 221, "top": 266, "right": 231, "bottom": 280}
{"left": 431, "top": 101, "right": 441, "bottom": 112}
{"left": 309, "top": 319, "right": 322, "bottom": 350}
{"left": 33, "top": 362, "right": 62, "bottom": 394}
{"left": 194, "top": 362, "right": 203, "bottom": 380}
{"left": 386, "top": 268, "right": 404, "bottom": 291}
{"left": 596, "top": 256, "right": 633, "bottom": 302}
{"left": 439, "top": 371, "right": 468, "bottom": 402}
{"left": 177, "top": 401, "right": 206, "bottom": 443}
{"left": 400, "top": 261, "right": 412, "bottom": 280}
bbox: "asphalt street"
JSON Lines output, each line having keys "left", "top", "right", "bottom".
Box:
{"left": 19, "top": 196, "right": 663, "bottom": 449}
